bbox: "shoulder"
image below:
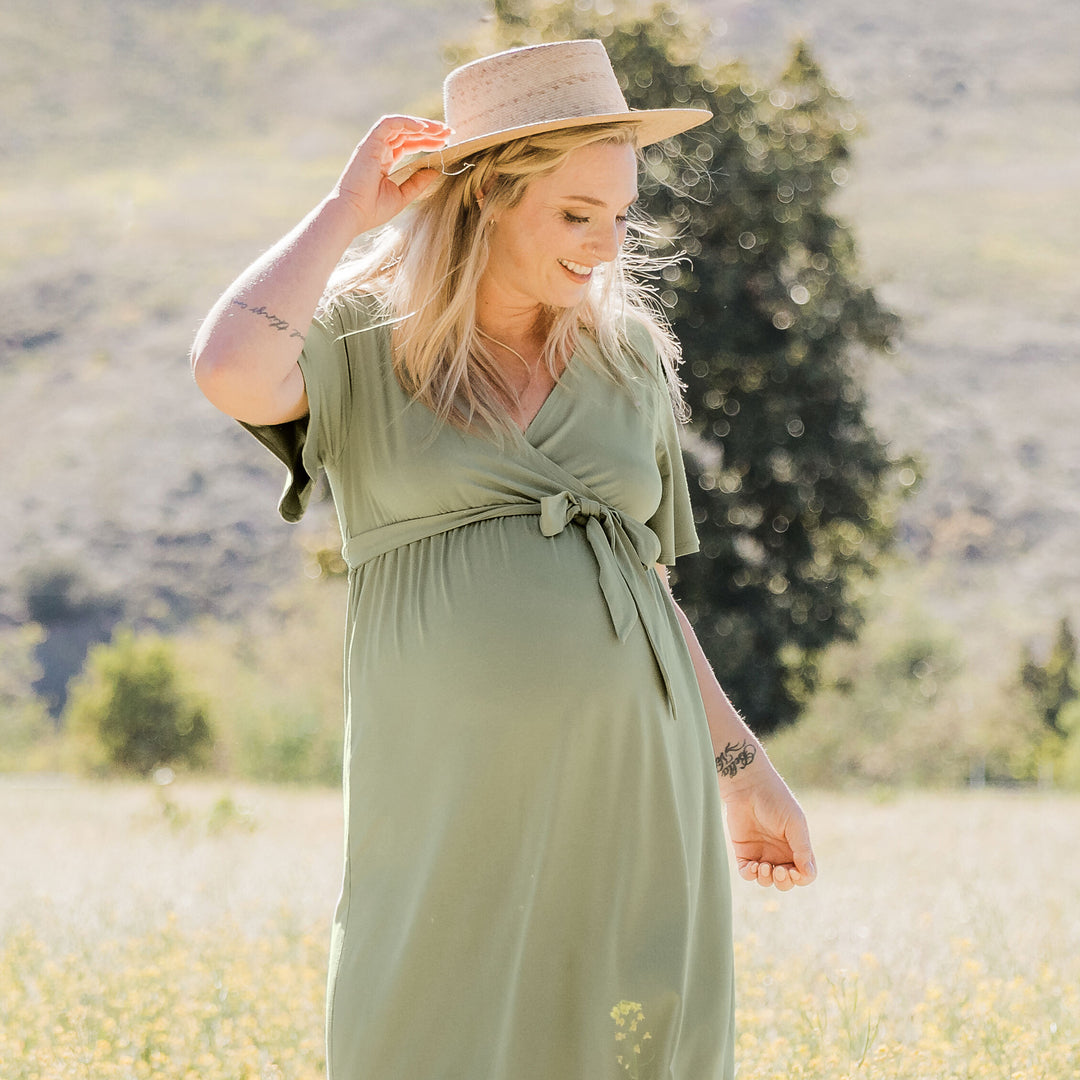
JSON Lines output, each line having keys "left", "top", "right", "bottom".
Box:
{"left": 305, "top": 292, "right": 395, "bottom": 373}
{"left": 620, "top": 311, "right": 659, "bottom": 364}
{"left": 622, "top": 309, "right": 690, "bottom": 424}
{"left": 617, "top": 312, "right": 676, "bottom": 407}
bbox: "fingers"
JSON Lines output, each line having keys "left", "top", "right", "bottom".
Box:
{"left": 737, "top": 857, "right": 815, "bottom": 892}
{"left": 791, "top": 851, "right": 817, "bottom": 886}
{"left": 364, "top": 115, "right": 452, "bottom": 169}
{"left": 333, "top": 116, "right": 452, "bottom": 231}
{"left": 366, "top": 115, "right": 452, "bottom": 143}
{"left": 738, "top": 858, "right": 776, "bottom": 887}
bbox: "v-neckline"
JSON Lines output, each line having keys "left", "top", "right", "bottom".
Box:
{"left": 396, "top": 343, "right": 581, "bottom": 447}
{"left": 519, "top": 352, "right": 575, "bottom": 441}
{"left": 519, "top": 372, "right": 559, "bottom": 439}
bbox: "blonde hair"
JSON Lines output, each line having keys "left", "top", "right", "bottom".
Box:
{"left": 323, "top": 123, "right": 686, "bottom": 433}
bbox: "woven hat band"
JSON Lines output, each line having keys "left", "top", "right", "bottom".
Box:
{"left": 444, "top": 41, "right": 632, "bottom": 147}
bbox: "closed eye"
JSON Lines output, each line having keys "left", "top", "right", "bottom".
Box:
{"left": 562, "top": 211, "right": 632, "bottom": 225}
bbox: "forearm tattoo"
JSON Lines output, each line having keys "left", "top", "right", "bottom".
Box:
{"left": 231, "top": 298, "right": 306, "bottom": 341}
{"left": 715, "top": 740, "right": 757, "bottom": 778}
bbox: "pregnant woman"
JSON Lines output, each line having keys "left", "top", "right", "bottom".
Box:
{"left": 191, "top": 39, "right": 816, "bottom": 1080}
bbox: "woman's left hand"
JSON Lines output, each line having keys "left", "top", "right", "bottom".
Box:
{"left": 655, "top": 566, "right": 817, "bottom": 893}
{"left": 722, "top": 773, "right": 817, "bottom": 891}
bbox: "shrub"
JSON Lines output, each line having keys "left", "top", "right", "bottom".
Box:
{"left": 1058, "top": 701, "right": 1080, "bottom": 791}
{"left": 64, "top": 629, "right": 212, "bottom": 775}
{"left": 0, "top": 623, "right": 56, "bottom": 771}
{"left": 764, "top": 570, "right": 1045, "bottom": 787}
{"left": 174, "top": 577, "right": 347, "bottom": 785}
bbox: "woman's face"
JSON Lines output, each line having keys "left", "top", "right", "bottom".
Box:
{"left": 478, "top": 140, "right": 639, "bottom": 319}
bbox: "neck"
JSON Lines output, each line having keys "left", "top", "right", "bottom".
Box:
{"left": 475, "top": 276, "right": 549, "bottom": 353}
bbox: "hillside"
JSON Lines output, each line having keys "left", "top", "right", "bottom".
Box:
{"left": 2, "top": 0, "right": 1079, "bottom": 705}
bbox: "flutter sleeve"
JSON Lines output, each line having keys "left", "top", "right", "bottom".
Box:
{"left": 239, "top": 302, "right": 356, "bottom": 523}
{"left": 628, "top": 322, "right": 700, "bottom": 565}
{"left": 650, "top": 387, "right": 701, "bottom": 565}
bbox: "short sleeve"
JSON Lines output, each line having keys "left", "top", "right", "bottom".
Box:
{"left": 649, "top": 390, "right": 700, "bottom": 565}
{"left": 627, "top": 320, "right": 700, "bottom": 565}
{"left": 239, "top": 302, "right": 356, "bottom": 523}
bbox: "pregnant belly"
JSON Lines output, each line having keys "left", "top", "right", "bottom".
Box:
{"left": 339, "top": 513, "right": 705, "bottom": 913}
{"left": 348, "top": 514, "right": 664, "bottom": 719}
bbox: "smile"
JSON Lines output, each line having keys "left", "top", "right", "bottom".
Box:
{"left": 558, "top": 258, "right": 593, "bottom": 278}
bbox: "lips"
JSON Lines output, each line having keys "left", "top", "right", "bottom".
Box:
{"left": 558, "top": 258, "right": 593, "bottom": 279}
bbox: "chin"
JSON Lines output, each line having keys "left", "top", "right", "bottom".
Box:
{"left": 545, "top": 284, "right": 592, "bottom": 309}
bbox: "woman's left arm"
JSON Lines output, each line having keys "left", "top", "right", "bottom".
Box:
{"left": 656, "top": 565, "right": 817, "bottom": 892}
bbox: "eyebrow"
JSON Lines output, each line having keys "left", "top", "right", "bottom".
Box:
{"left": 560, "top": 193, "right": 639, "bottom": 208}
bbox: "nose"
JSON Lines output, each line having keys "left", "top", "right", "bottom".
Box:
{"left": 588, "top": 218, "right": 625, "bottom": 263}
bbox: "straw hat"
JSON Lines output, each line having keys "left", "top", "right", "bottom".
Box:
{"left": 389, "top": 39, "right": 712, "bottom": 184}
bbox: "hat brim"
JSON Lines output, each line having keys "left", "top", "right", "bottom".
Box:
{"left": 388, "top": 107, "right": 712, "bottom": 185}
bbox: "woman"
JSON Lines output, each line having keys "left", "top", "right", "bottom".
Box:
{"left": 192, "top": 39, "right": 815, "bottom": 1080}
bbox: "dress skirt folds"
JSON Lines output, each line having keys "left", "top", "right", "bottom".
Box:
{"left": 243, "top": 297, "right": 735, "bottom": 1080}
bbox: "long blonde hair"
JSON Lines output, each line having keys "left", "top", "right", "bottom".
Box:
{"left": 323, "top": 122, "right": 686, "bottom": 433}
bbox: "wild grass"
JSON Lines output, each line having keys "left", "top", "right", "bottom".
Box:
{"left": 2, "top": 780, "right": 1077, "bottom": 1078}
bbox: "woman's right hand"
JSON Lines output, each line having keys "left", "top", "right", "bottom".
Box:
{"left": 331, "top": 115, "right": 452, "bottom": 235}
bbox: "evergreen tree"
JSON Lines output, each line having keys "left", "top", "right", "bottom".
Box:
{"left": 458, "top": 0, "right": 907, "bottom": 732}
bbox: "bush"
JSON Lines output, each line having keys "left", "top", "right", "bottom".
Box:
{"left": 64, "top": 629, "right": 212, "bottom": 776}
{"left": 1058, "top": 701, "right": 1080, "bottom": 790}
{"left": 174, "top": 577, "right": 347, "bottom": 785}
{"left": 0, "top": 624, "right": 56, "bottom": 771}
{"left": 764, "top": 568, "right": 1045, "bottom": 787}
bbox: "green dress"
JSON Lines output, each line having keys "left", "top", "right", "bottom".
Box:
{"left": 244, "top": 297, "right": 734, "bottom": 1079}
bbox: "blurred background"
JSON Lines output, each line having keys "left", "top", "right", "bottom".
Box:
{"left": 2, "top": 0, "right": 1079, "bottom": 789}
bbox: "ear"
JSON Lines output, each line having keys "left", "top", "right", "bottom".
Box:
{"left": 475, "top": 181, "right": 495, "bottom": 211}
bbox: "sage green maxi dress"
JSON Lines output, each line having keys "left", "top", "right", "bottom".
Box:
{"left": 244, "top": 296, "right": 735, "bottom": 1080}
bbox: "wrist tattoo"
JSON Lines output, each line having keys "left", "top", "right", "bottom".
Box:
{"left": 231, "top": 299, "right": 306, "bottom": 341}
{"left": 715, "top": 740, "right": 756, "bottom": 778}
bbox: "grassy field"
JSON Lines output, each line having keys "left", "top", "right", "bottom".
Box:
{"left": 2, "top": 778, "right": 1077, "bottom": 1078}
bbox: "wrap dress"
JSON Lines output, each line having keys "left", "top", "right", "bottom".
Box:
{"left": 244, "top": 296, "right": 735, "bottom": 1079}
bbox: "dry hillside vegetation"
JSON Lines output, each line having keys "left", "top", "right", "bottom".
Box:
{"left": 1, "top": 0, "right": 1077, "bottom": 691}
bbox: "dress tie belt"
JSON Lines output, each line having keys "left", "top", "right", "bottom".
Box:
{"left": 343, "top": 491, "right": 662, "bottom": 642}
{"left": 538, "top": 491, "right": 661, "bottom": 641}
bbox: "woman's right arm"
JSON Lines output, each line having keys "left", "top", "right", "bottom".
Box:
{"left": 190, "top": 116, "right": 450, "bottom": 425}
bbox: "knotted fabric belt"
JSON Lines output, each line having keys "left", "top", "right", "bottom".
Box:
{"left": 537, "top": 491, "right": 660, "bottom": 641}
{"left": 341, "top": 492, "right": 679, "bottom": 711}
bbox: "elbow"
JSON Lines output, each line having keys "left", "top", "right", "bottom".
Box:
{"left": 190, "top": 343, "right": 225, "bottom": 399}
{"left": 190, "top": 340, "right": 245, "bottom": 416}
{"left": 190, "top": 342, "right": 306, "bottom": 426}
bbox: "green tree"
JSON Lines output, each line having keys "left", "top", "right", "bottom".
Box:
{"left": 1020, "top": 617, "right": 1079, "bottom": 738}
{"left": 459, "top": 0, "right": 907, "bottom": 732}
{"left": 65, "top": 629, "right": 212, "bottom": 775}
